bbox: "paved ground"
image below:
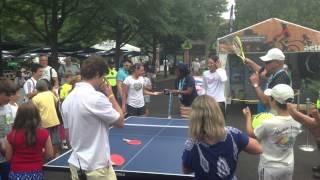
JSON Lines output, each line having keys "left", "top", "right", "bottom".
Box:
{"left": 44, "top": 78, "right": 319, "bottom": 180}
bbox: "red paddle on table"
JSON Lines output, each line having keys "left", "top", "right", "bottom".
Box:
{"left": 123, "top": 138, "right": 142, "bottom": 145}
{"left": 111, "top": 154, "right": 125, "bottom": 166}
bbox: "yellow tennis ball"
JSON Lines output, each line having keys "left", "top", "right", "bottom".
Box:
{"left": 252, "top": 112, "right": 274, "bottom": 129}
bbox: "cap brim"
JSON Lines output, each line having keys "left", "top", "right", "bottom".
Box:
{"left": 264, "top": 88, "right": 272, "bottom": 96}
{"left": 259, "top": 55, "right": 272, "bottom": 62}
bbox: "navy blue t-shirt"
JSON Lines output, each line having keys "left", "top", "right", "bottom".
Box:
{"left": 174, "top": 75, "right": 198, "bottom": 106}
{"left": 182, "top": 127, "right": 249, "bottom": 180}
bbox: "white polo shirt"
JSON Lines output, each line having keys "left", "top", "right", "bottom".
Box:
{"left": 61, "top": 82, "right": 120, "bottom": 171}
{"left": 202, "top": 68, "right": 227, "bottom": 102}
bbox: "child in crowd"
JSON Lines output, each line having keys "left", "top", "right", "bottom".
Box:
{"left": 32, "top": 79, "right": 61, "bottom": 157}
{"left": 182, "top": 95, "right": 262, "bottom": 180}
{"left": 243, "top": 84, "right": 301, "bottom": 180}
{"left": 4, "top": 102, "right": 53, "bottom": 180}
{"left": 59, "top": 73, "right": 73, "bottom": 102}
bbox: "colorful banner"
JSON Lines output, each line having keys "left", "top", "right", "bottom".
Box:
{"left": 218, "top": 18, "right": 320, "bottom": 53}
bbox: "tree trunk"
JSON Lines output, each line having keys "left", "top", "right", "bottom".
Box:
{"left": 115, "top": 19, "right": 123, "bottom": 69}
{"left": 152, "top": 36, "right": 156, "bottom": 73}
{"left": 49, "top": 0, "right": 59, "bottom": 69}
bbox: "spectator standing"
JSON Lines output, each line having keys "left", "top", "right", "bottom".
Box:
{"left": 202, "top": 55, "right": 227, "bottom": 117}
{"left": 116, "top": 59, "right": 132, "bottom": 104}
{"left": 122, "top": 63, "right": 161, "bottom": 117}
{"left": 4, "top": 102, "right": 53, "bottom": 180}
{"left": 245, "top": 48, "right": 291, "bottom": 107}
{"left": 23, "top": 64, "right": 44, "bottom": 102}
{"left": 192, "top": 59, "right": 201, "bottom": 75}
{"left": 58, "top": 57, "right": 80, "bottom": 84}
{"left": 32, "top": 79, "right": 61, "bottom": 157}
{"left": 172, "top": 64, "right": 198, "bottom": 107}
{"left": 0, "top": 79, "right": 17, "bottom": 180}
{"left": 182, "top": 95, "right": 262, "bottom": 180}
{"left": 105, "top": 59, "right": 118, "bottom": 96}
{"left": 39, "top": 55, "right": 59, "bottom": 89}
{"left": 62, "top": 55, "right": 124, "bottom": 180}
{"left": 59, "top": 73, "right": 73, "bottom": 102}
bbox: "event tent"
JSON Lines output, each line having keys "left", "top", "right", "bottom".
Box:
{"left": 92, "top": 40, "right": 141, "bottom": 52}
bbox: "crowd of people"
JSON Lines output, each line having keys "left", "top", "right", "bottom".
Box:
{"left": 0, "top": 48, "right": 318, "bottom": 180}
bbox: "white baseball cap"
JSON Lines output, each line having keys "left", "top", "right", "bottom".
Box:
{"left": 260, "top": 48, "right": 285, "bottom": 61}
{"left": 264, "top": 84, "right": 294, "bottom": 104}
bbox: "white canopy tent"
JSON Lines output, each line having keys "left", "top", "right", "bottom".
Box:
{"left": 92, "top": 40, "right": 141, "bottom": 52}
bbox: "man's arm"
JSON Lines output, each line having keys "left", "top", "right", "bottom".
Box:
{"left": 244, "top": 58, "right": 262, "bottom": 73}
{"left": 101, "top": 83, "right": 124, "bottom": 128}
{"left": 250, "top": 73, "right": 269, "bottom": 105}
{"left": 109, "top": 95, "right": 124, "bottom": 128}
{"left": 202, "top": 73, "right": 207, "bottom": 94}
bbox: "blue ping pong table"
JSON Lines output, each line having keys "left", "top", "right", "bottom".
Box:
{"left": 44, "top": 116, "right": 194, "bottom": 180}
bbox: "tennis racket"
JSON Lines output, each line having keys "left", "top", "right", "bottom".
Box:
{"left": 232, "top": 36, "right": 245, "bottom": 63}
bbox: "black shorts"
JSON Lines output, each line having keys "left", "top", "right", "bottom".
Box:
{"left": 127, "top": 104, "right": 145, "bottom": 117}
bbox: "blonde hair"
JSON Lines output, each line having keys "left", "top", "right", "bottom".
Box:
{"left": 189, "top": 95, "right": 226, "bottom": 142}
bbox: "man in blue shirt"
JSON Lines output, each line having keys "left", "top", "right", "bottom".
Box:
{"left": 116, "top": 59, "right": 132, "bottom": 103}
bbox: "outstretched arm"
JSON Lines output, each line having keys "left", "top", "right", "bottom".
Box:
{"left": 242, "top": 107, "right": 256, "bottom": 138}
{"left": 287, "top": 103, "right": 319, "bottom": 129}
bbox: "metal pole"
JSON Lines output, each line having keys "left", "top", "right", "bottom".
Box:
{"left": 168, "top": 92, "right": 173, "bottom": 119}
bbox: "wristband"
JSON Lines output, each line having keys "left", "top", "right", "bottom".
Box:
{"left": 108, "top": 94, "right": 114, "bottom": 98}
{"left": 253, "top": 84, "right": 259, "bottom": 88}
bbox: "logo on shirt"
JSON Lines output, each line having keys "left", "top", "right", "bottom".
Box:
{"left": 217, "top": 157, "right": 230, "bottom": 178}
{"left": 133, "top": 82, "right": 143, "bottom": 91}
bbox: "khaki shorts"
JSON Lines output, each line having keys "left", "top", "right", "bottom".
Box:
{"left": 70, "top": 164, "right": 117, "bottom": 180}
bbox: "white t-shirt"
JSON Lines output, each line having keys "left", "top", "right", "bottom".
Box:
{"left": 41, "top": 66, "right": 58, "bottom": 81}
{"left": 254, "top": 116, "right": 301, "bottom": 168}
{"left": 61, "top": 82, "right": 120, "bottom": 171}
{"left": 23, "top": 77, "right": 37, "bottom": 102}
{"left": 124, "top": 76, "right": 145, "bottom": 108}
{"left": 202, "top": 68, "right": 227, "bottom": 102}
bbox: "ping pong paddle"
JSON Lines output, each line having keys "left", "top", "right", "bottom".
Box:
{"left": 123, "top": 138, "right": 142, "bottom": 145}
{"left": 111, "top": 154, "right": 125, "bottom": 166}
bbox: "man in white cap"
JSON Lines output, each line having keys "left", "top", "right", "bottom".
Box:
{"left": 245, "top": 48, "right": 291, "bottom": 106}
{"left": 243, "top": 84, "right": 301, "bottom": 180}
